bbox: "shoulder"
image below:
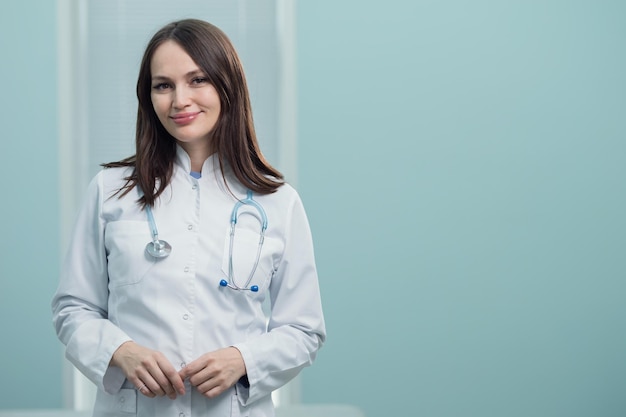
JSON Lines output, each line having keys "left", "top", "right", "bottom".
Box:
{"left": 98, "top": 165, "right": 133, "bottom": 181}
{"left": 255, "top": 182, "right": 309, "bottom": 218}
{"left": 273, "top": 181, "right": 298, "bottom": 198}
{"left": 84, "top": 166, "right": 136, "bottom": 204}
{"left": 256, "top": 181, "right": 299, "bottom": 203}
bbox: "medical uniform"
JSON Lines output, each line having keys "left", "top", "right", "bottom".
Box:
{"left": 52, "top": 145, "right": 326, "bottom": 417}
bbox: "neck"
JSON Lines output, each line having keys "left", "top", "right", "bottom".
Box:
{"left": 178, "top": 140, "right": 214, "bottom": 172}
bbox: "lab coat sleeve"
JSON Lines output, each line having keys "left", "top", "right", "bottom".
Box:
{"left": 51, "top": 172, "right": 132, "bottom": 394}
{"left": 233, "top": 191, "right": 326, "bottom": 405}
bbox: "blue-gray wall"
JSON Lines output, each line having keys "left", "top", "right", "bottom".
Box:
{"left": 0, "top": 1, "right": 62, "bottom": 409}
{"left": 2, "top": 1, "right": 625, "bottom": 415}
{"left": 297, "top": 1, "right": 626, "bottom": 416}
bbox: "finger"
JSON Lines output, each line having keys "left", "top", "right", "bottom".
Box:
{"left": 135, "top": 380, "right": 156, "bottom": 398}
{"left": 136, "top": 367, "right": 167, "bottom": 398}
{"left": 166, "top": 368, "right": 186, "bottom": 396}
{"left": 194, "top": 367, "right": 229, "bottom": 395}
{"left": 156, "top": 357, "right": 186, "bottom": 397}
{"left": 178, "top": 357, "right": 206, "bottom": 380}
{"left": 137, "top": 361, "right": 175, "bottom": 398}
{"left": 199, "top": 380, "right": 227, "bottom": 399}
{"left": 143, "top": 363, "right": 179, "bottom": 399}
{"left": 188, "top": 366, "right": 215, "bottom": 388}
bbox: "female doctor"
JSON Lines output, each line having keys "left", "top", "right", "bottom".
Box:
{"left": 52, "top": 19, "right": 325, "bottom": 417}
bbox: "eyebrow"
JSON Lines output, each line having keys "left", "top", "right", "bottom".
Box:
{"left": 151, "top": 70, "right": 205, "bottom": 82}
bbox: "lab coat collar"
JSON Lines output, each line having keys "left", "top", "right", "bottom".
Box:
{"left": 174, "top": 144, "right": 221, "bottom": 176}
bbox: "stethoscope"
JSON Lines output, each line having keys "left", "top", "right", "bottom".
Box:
{"left": 144, "top": 190, "right": 267, "bottom": 292}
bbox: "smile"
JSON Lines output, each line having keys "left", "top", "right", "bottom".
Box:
{"left": 171, "top": 112, "right": 200, "bottom": 125}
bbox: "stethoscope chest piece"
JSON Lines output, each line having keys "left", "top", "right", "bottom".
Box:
{"left": 145, "top": 239, "right": 172, "bottom": 258}
{"left": 145, "top": 204, "right": 172, "bottom": 259}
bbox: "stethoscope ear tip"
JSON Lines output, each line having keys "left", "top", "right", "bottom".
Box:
{"left": 219, "top": 280, "right": 259, "bottom": 292}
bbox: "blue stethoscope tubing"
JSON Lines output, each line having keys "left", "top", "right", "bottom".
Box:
{"left": 144, "top": 190, "right": 267, "bottom": 292}
{"left": 145, "top": 204, "right": 172, "bottom": 258}
{"left": 220, "top": 190, "right": 268, "bottom": 292}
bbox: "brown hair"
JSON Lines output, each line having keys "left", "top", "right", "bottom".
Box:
{"left": 103, "top": 19, "right": 283, "bottom": 207}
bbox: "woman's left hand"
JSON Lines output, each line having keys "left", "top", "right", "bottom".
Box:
{"left": 179, "top": 347, "right": 247, "bottom": 398}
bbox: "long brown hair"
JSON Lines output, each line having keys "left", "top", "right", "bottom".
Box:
{"left": 103, "top": 19, "right": 283, "bottom": 207}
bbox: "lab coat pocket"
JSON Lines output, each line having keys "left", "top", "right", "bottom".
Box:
{"left": 230, "top": 392, "right": 250, "bottom": 417}
{"left": 221, "top": 226, "right": 274, "bottom": 293}
{"left": 93, "top": 388, "right": 137, "bottom": 415}
{"left": 105, "top": 221, "right": 157, "bottom": 287}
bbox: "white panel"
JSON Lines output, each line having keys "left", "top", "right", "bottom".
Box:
{"left": 83, "top": 0, "right": 281, "bottom": 177}
{"left": 58, "top": 0, "right": 298, "bottom": 410}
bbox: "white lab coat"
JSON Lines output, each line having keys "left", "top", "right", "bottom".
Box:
{"left": 52, "top": 146, "right": 326, "bottom": 417}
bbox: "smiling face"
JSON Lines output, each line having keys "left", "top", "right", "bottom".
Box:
{"left": 150, "top": 40, "right": 221, "bottom": 153}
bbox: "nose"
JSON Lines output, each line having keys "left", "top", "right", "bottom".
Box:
{"left": 173, "top": 86, "right": 192, "bottom": 109}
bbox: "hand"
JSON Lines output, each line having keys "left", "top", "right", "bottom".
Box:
{"left": 110, "top": 341, "right": 185, "bottom": 399}
{"left": 179, "top": 347, "right": 246, "bottom": 399}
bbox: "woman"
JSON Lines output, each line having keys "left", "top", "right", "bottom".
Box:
{"left": 52, "top": 19, "right": 325, "bottom": 417}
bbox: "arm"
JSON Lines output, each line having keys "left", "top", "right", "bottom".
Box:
{"left": 52, "top": 173, "right": 132, "bottom": 394}
{"left": 232, "top": 192, "right": 326, "bottom": 404}
{"left": 52, "top": 173, "right": 185, "bottom": 397}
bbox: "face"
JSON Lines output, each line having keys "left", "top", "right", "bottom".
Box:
{"left": 150, "top": 40, "right": 221, "bottom": 150}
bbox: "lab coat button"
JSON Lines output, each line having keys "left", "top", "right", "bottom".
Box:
{"left": 179, "top": 413, "right": 185, "bottom": 417}
{"left": 192, "top": 184, "right": 198, "bottom": 190}
{"left": 119, "top": 396, "right": 125, "bottom": 403}
{"left": 183, "top": 314, "right": 189, "bottom": 320}
{"left": 184, "top": 266, "right": 190, "bottom": 273}
{"left": 187, "top": 224, "right": 193, "bottom": 231}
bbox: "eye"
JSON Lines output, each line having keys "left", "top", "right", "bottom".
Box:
{"left": 152, "top": 82, "right": 171, "bottom": 91}
{"left": 191, "top": 77, "right": 209, "bottom": 85}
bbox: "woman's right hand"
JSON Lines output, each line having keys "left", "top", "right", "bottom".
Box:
{"left": 110, "top": 341, "right": 186, "bottom": 399}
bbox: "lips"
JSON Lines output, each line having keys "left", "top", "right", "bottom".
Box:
{"left": 170, "top": 112, "right": 200, "bottom": 125}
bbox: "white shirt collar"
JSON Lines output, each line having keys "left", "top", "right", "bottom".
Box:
{"left": 174, "top": 144, "right": 220, "bottom": 175}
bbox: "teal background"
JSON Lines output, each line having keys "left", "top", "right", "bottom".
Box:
{"left": 296, "top": 1, "right": 626, "bottom": 417}
{"left": 0, "top": 1, "right": 62, "bottom": 409}
{"left": 1, "top": 1, "right": 625, "bottom": 416}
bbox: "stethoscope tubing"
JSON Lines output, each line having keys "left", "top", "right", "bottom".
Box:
{"left": 145, "top": 189, "right": 267, "bottom": 292}
{"left": 144, "top": 205, "right": 171, "bottom": 258}
{"left": 223, "top": 190, "right": 267, "bottom": 292}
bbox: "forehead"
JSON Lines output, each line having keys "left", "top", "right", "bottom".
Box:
{"left": 151, "top": 40, "right": 200, "bottom": 76}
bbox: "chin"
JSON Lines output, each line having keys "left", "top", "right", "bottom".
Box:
{"left": 174, "top": 135, "right": 212, "bottom": 146}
